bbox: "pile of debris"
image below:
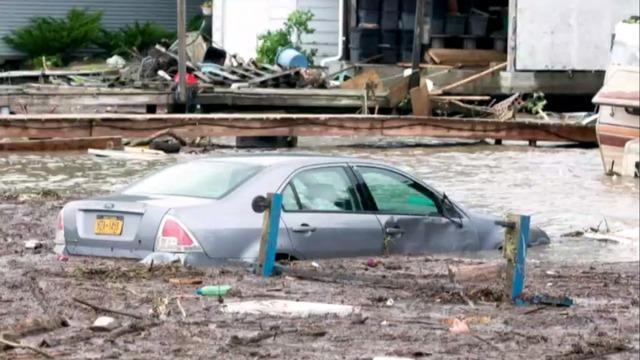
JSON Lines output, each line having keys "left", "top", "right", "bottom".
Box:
{"left": 0, "top": 33, "right": 328, "bottom": 91}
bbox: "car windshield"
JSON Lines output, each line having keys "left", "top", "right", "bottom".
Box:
{"left": 124, "top": 161, "right": 263, "bottom": 199}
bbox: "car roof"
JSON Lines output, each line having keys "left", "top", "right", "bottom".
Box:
{"left": 196, "top": 153, "right": 386, "bottom": 167}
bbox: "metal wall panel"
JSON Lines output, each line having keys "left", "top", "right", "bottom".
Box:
{"left": 0, "top": 0, "right": 201, "bottom": 59}
{"left": 515, "top": 0, "right": 639, "bottom": 71}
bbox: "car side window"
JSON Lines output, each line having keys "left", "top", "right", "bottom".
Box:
{"left": 282, "top": 166, "right": 361, "bottom": 212}
{"left": 357, "top": 166, "right": 439, "bottom": 216}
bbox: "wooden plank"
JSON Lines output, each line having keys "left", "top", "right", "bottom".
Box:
{"left": 396, "top": 63, "right": 454, "bottom": 70}
{"left": 0, "top": 136, "right": 121, "bottom": 151}
{"left": 432, "top": 62, "right": 507, "bottom": 95}
{"left": 0, "top": 69, "right": 113, "bottom": 79}
{"left": 340, "top": 69, "right": 383, "bottom": 91}
{"left": 0, "top": 114, "right": 598, "bottom": 143}
{"left": 447, "top": 263, "right": 505, "bottom": 284}
{"left": 427, "top": 49, "right": 507, "bottom": 67}
{"left": 410, "top": 86, "right": 431, "bottom": 116}
{"left": 432, "top": 96, "right": 492, "bottom": 101}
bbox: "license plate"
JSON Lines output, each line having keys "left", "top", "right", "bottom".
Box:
{"left": 95, "top": 215, "right": 124, "bottom": 236}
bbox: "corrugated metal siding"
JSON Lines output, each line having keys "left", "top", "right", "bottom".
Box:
{"left": 0, "top": 0, "right": 201, "bottom": 59}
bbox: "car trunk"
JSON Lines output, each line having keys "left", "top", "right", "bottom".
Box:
{"left": 64, "top": 195, "right": 210, "bottom": 259}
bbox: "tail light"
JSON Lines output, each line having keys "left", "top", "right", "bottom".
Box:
{"left": 155, "top": 215, "right": 202, "bottom": 253}
{"left": 54, "top": 210, "right": 65, "bottom": 245}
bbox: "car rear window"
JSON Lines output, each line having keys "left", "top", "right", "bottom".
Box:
{"left": 124, "top": 161, "right": 262, "bottom": 199}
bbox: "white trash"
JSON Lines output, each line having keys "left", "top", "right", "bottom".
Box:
{"left": 221, "top": 300, "right": 360, "bottom": 318}
{"left": 90, "top": 316, "right": 119, "bottom": 332}
{"left": 106, "top": 55, "right": 126, "bottom": 69}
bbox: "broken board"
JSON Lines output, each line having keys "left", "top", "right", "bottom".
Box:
{"left": 427, "top": 49, "right": 507, "bottom": 67}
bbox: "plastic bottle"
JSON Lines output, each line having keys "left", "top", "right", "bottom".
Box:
{"left": 195, "top": 285, "right": 232, "bottom": 297}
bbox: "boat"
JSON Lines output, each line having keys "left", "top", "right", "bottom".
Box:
{"left": 593, "top": 21, "right": 640, "bottom": 177}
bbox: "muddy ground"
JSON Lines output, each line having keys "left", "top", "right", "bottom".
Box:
{"left": 1, "top": 197, "right": 639, "bottom": 359}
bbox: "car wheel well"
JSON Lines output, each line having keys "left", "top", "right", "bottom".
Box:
{"left": 275, "top": 253, "right": 298, "bottom": 262}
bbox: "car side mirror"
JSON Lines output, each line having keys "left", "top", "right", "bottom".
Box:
{"left": 251, "top": 195, "right": 270, "bottom": 213}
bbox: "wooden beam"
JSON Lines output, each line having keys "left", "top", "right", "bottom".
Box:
{"left": 0, "top": 136, "right": 121, "bottom": 151}
{"left": 0, "top": 114, "right": 597, "bottom": 143}
{"left": 432, "top": 62, "right": 507, "bottom": 95}
{"left": 0, "top": 69, "right": 114, "bottom": 79}
{"left": 427, "top": 49, "right": 507, "bottom": 67}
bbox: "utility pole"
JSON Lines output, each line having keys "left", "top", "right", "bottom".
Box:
{"left": 176, "top": 0, "right": 187, "bottom": 103}
{"left": 410, "top": 0, "right": 425, "bottom": 88}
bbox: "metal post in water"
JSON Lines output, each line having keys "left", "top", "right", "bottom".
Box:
{"left": 502, "top": 213, "right": 530, "bottom": 303}
{"left": 410, "top": 0, "right": 425, "bottom": 88}
{"left": 176, "top": 0, "right": 187, "bottom": 103}
{"left": 255, "top": 193, "right": 283, "bottom": 277}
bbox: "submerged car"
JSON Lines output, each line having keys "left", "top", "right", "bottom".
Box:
{"left": 55, "top": 154, "right": 550, "bottom": 266}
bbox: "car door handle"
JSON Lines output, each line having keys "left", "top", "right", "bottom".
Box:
{"left": 385, "top": 227, "right": 404, "bottom": 235}
{"left": 292, "top": 224, "right": 317, "bottom": 233}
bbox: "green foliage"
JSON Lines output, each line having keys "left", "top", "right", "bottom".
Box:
{"left": 4, "top": 9, "right": 103, "bottom": 64}
{"left": 624, "top": 16, "right": 640, "bottom": 24}
{"left": 256, "top": 10, "right": 317, "bottom": 65}
{"left": 519, "top": 92, "right": 547, "bottom": 115}
{"left": 96, "top": 22, "right": 175, "bottom": 57}
{"left": 187, "top": 14, "right": 206, "bottom": 32}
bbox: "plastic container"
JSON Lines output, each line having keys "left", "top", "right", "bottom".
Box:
{"left": 401, "top": 0, "right": 416, "bottom": 13}
{"left": 382, "top": 0, "right": 400, "bottom": 11}
{"left": 349, "top": 47, "right": 379, "bottom": 62}
{"left": 492, "top": 35, "right": 507, "bottom": 52}
{"left": 350, "top": 28, "right": 380, "bottom": 50}
{"left": 358, "top": 9, "right": 381, "bottom": 25}
{"left": 400, "top": 12, "right": 415, "bottom": 30}
{"left": 379, "top": 45, "right": 398, "bottom": 63}
{"left": 400, "top": 30, "right": 415, "bottom": 49}
{"left": 381, "top": 11, "right": 399, "bottom": 30}
{"left": 359, "top": 0, "right": 381, "bottom": 10}
{"left": 445, "top": 14, "right": 467, "bottom": 36}
{"left": 468, "top": 14, "right": 489, "bottom": 36}
{"left": 275, "top": 47, "right": 309, "bottom": 69}
{"left": 431, "top": 17, "right": 445, "bottom": 35}
{"left": 381, "top": 30, "right": 399, "bottom": 46}
{"left": 400, "top": 50, "right": 414, "bottom": 62}
{"left": 196, "top": 285, "right": 232, "bottom": 297}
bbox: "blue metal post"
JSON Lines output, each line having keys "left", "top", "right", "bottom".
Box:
{"left": 512, "top": 215, "right": 530, "bottom": 302}
{"left": 262, "top": 193, "right": 282, "bottom": 277}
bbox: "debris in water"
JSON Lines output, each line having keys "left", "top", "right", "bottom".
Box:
{"left": 90, "top": 316, "right": 120, "bottom": 332}
{"left": 24, "top": 239, "right": 43, "bottom": 250}
{"left": 221, "top": 300, "right": 360, "bottom": 318}
{"left": 448, "top": 319, "right": 470, "bottom": 333}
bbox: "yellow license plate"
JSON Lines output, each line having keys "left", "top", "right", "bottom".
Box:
{"left": 94, "top": 215, "right": 124, "bottom": 236}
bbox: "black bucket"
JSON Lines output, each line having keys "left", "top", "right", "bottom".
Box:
{"left": 350, "top": 28, "right": 381, "bottom": 50}
{"left": 358, "top": 9, "right": 381, "bottom": 25}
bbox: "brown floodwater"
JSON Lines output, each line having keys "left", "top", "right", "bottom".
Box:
{"left": 1, "top": 138, "right": 638, "bottom": 263}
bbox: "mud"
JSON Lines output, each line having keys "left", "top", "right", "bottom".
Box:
{"left": 1, "top": 198, "right": 639, "bottom": 359}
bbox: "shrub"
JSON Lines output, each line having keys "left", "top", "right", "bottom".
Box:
{"left": 256, "top": 10, "right": 317, "bottom": 64}
{"left": 96, "top": 22, "right": 175, "bottom": 57}
{"left": 4, "top": 9, "right": 103, "bottom": 64}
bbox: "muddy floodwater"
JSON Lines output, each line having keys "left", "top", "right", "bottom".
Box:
{"left": 1, "top": 139, "right": 638, "bottom": 263}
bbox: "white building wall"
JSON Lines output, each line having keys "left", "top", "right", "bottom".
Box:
{"left": 211, "top": 0, "right": 339, "bottom": 62}
{"left": 514, "top": 0, "right": 639, "bottom": 71}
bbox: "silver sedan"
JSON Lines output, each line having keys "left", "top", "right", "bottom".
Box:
{"left": 55, "top": 154, "right": 550, "bottom": 266}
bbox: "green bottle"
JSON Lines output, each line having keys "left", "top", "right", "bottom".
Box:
{"left": 195, "top": 285, "right": 232, "bottom": 297}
